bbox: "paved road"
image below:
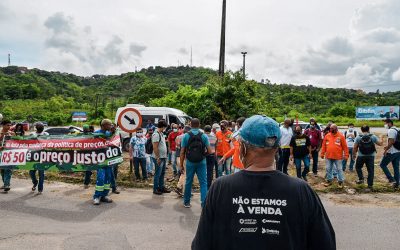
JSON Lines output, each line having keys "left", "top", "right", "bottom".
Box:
{"left": 0, "top": 179, "right": 399, "bottom": 250}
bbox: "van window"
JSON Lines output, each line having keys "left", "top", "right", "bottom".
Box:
{"left": 141, "top": 115, "right": 164, "bottom": 128}
{"left": 168, "top": 115, "right": 179, "bottom": 125}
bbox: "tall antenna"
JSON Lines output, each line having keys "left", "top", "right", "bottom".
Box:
{"left": 190, "top": 46, "right": 193, "bottom": 67}
{"left": 8, "top": 53, "right": 11, "bottom": 66}
{"left": 218, "top": 0, "right": 226, "bottom": 77}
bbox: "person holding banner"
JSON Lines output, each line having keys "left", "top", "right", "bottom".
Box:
{"left": 93, "top": 119, "right": 114, "bottom": 205}
{"left": 29, "top": 122, "right": 49, "bottom": 194}
{"left": 1, "top": 119, "right": 15, "bottom": 193}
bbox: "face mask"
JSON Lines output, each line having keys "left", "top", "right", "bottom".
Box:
{"left": 349, "top": 128, "right": 354, "bottom": 132}
{"left": 296, "top": 131, "right": 301, "bottom": 135}
{"left": 330, "top": 129, "right": 337, "bottom": 134}
{"left": 173, "top": 129, "right": 178, "bottom": 132}
{"left": 220, "top": 125, "right": 226, "bottom": 131}
{"left": 136, "top": 132, "right": 143, "bottom": 137}
{"left": 384, "top": 124, "right": 389, "bottom": 129}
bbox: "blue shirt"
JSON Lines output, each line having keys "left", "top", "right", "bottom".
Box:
{"left": 130, "top": 136, "right": 147, "bottom": 158}
{"left": 182, "top": 129, "right": 210, "bottom": 164}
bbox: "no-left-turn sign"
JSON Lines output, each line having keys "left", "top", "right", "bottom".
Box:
{"left": 117, "top": 108, "right": 142, "bottom": 133}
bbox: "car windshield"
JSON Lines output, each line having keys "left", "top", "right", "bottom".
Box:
{"left": 179, "top": 116, "right": 191, "bottom": 125}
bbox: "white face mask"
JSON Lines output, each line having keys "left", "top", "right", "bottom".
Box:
{"left": 136, "top": 132, "right": 143, "bottom": 137}
{"left": 173, "top": 129, "right": 178, "bottom": 132}
{"left": 349, "top": 128, "right": 354, "bottom": 132}
{"left": 384, "top": 124, "right": 389, "bottom": 129}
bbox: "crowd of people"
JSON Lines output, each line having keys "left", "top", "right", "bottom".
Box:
{"left": 1, "top": 116, "right": 400, "bottom": 205}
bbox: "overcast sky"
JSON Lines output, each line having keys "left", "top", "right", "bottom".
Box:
{"left": 1, "top": 0, "right": 399, "bottom": 92}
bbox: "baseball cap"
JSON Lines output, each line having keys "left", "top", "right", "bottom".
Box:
{"left": 212, "top": 123, "right": 220, "bottom": 129}
{"left": 238, "top": 115, "right": 281, "bottom": 148}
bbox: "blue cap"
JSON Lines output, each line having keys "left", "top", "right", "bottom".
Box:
{"left": 238, "top": 115, "right": 281, "bottom": 148}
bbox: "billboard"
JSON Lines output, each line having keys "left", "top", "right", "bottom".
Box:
{"left": 356, "top": 106, "right": 399, "bottom": 120}
{"left": 72, "top": 112, "right": 87, "bottom": 122}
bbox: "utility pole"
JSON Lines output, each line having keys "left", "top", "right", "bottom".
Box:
{"left": 241, "top": 52, "right": 247, "bottom": 79}
{"left": 218, "top": 0, "right": 226, "bottom": 77}
{"left": 8, "top": 54, "right": 10, "bottom": 66}
{"left": 190, "top": 46, "right": 193, "bottom": 67}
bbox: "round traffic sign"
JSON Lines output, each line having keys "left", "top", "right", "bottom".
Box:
{"left": 117, "top": 108, "right": 142, "bottom": 133}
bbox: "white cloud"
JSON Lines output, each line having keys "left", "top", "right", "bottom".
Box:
{"left": 392, "top": 67, "right": 400, "bottom": 81}
{"left": 0, "top": 0, "right": 399, "bottom": 92}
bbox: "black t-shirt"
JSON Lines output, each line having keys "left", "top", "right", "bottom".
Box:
{"left": 192, "top": 170, "right": 335, "bottom": 250}
{"left": 290, "top": 134, "right": 311, "bottom": 158}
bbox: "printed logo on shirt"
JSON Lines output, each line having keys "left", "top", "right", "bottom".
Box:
{"left": 295, "top": 138, "right": 306, "bottom": 147}
{"left": 262, "top": 228, "right": 280, "bottom": 235}
{"left": 239, "top": 227, "right": 258, "bottom": 233}
{"left": 239, "top": 219, "right": 257, "bottom": 225}
{"left": 335, "top": 138, "right": 341, "bottom": 145}
{"left": 262, "top": 219, "right": 280, "bottom": 224}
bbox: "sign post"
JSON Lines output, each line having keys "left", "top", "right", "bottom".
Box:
{"left": 117, "top": 108, "right": 143, "bottom": 173}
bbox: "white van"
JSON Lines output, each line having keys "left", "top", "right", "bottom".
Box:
{"left": 115, "top": 104, "right": 191, "bottom": 151}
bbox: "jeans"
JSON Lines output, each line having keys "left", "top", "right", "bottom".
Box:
{"left": 214, "top": 155, "right": 219, "bottom": 178}
{"left": 134, "top": 157, "right": 147, "bottom": 180}
{"left": 110, "top": 164, "right": 119, "bottom": 190}
{"left": 294, "top": 156, "right": 310, "bottom": 178}
{"left": 184, "top": 160, "right": 208, "bottom": 207}
{"left": 83, "top": 171, "right": 92, "bottom": 185}
{"left": 206, "top": 154, "right": 215, "bottom": 189}
{"left": 278, "top": 148, "right": 290, "bottom": 174}
{"left": 342, "top": 148, "right": 355, "bottom": 171}
{"left": 356, "top": 156, "right": 375, "bottom": 187}
{"left": 1, "top": 169, "right": 12, "bottom": 187}
{"left": 311, "top": 149, "right": 319, "bottom": 174}
{"left": 217, "top": 156, "right": 232, "bottom": 177}
{"left": 146, "top": 155, "right": 154, "bottom": 174}
{"left": 152, "top": 158, "right": 167, "bottom": 192}
{"left": 380, "top": 152, "right": 400, "bottom": 185}
{"left": 171, "top": 151, "right": 178, "bottom": 175}
{"left": 326, "top": 159, "right": 345, "bottom": 182}
{"left": 93, "top": 167, "right": 112, "bottom": 199}
{"left": 29, "top": 170, "right": 45, "bottom": 192}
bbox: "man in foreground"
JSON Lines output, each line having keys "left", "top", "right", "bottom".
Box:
{"left": 192, "top": 115, "right": 335, "bottom": 250}
{"left": 380, "top": 119, "right": 400, "bottom": 189}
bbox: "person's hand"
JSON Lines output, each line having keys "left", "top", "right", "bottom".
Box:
{"left": 129, "top": 156, "right": 133, "bottom": 160}
{"left": 157, "top": 158, "right": 161, "bottom": 165}
{"left": 383, "top": 150, "right": 388, "bottom": 156}
{"left": 290, "top": 155, "right": 294, "bottom": 161}
{"left": 180, "top": 165, "right": 185, "bottom": 174}
{"left": 321, "top": 155, "right": 325, "bottom": 159}
{"left": 309, "top": 154, "right": 313, "bottom": 159}
{"left": 218, "top": 157, "right": 226, "bottom": 165}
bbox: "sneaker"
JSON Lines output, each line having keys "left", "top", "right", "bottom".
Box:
{"left": 84, "top": 184, "right": 89, "bottom": 189}
{"left": 3, "top": 186, "right": 10, "bottom": 192}
{"left": 393, "top": 183, "right": 399, "bottom": 190}
{"left": 159, "top": 187, "right": 171, "bottom": 193}
{"left": 32, "top": 183, "right": 37, "bottom": 191}
{"left": 112, "top": 189, "right": 120, "bottom": 194}
{"left": 93, "top": 198, "right": 100, "bottom": 205}
{"left": 324, "top": 181, "right": 332, "bottom": 187}
{"left": 365, "top": 186, "right": 373, "bottom": 192}
{"left": 184, "top": 203, "right": 191, "bottom": 208}
{"left": 100, "top": 196, "right": 113, "bottom": 203}
{"left": 37, "top": 191, "right": 42, "bottom": 195}
{"left": 338, "top": 182, "right": 344, "bottom": 188}
{"left": 355, "top": 180, "right": 364, "bottom": 185}
{"left": 153, "top": 190, "right": 163, "bottom": 195}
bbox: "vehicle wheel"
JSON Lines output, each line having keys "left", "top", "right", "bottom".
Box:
{"left": 123, "top": 139, "right": 130, "bottom": 152}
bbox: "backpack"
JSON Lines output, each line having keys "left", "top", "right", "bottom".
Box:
{"left": 392, "top": 128, "right": 400, "bottom": 150}
{"left": 145, "top": 132, "right": 161, "bottom": 154}
{"left": 358, "top": 134, "right": 376, "bottom": 155}
{"left": 345, "top": 131, "right": 357, "bottom": 139}
{"left": 186, "top": 131, "right": 206, "bottom": 162}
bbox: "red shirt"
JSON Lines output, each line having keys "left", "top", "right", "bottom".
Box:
{"left": 304, "top": 128, "right": 322, "bottom": 149}
{"left": 168, "top": 132, "right": 181, "bottom": 151}
{"left": 216, "top": 130, "right": 233, "bottom": 156}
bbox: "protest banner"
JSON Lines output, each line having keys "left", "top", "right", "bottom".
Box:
{"left": 0, "top": 134, "right": 123, "bottom": 171}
